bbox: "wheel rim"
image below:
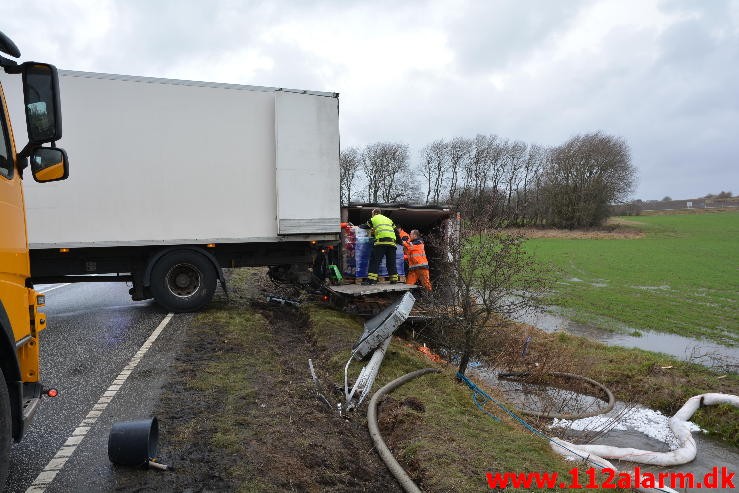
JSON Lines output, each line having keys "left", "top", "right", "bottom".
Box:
{"left": 165, "top": 263, "right": 201, "bottom": 298}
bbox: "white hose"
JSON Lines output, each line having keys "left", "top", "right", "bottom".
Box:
{"left": 549, "top": 440, "right": 679, "bottom": 493}
{"left": 550, "top": 393, "right": 739, "bottom": 493}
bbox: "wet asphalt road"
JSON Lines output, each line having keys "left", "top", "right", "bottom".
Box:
{"left": 6, "top": 282, "right": 190, "bottom": 493}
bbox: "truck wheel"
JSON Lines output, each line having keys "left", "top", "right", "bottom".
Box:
{"left": 150, "top": 250, "right": 217, "bottom": 312}
{"left": 0, "top": 369, "right": 12, "bottom": 489}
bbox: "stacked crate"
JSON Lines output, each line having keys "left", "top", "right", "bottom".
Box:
{"left": 341, "top": 225, "right": 405, "bottom": 283}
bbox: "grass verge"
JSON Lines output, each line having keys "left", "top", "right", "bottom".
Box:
{"left": 308, "top": 306, "right": 619, "bottom": 492}
{"left": 148, "top": 268, "right": 735, "bottom": 492}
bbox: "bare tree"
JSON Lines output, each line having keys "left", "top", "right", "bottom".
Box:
{"left": 455, "top": 134, "right": 509, "bottom": 223}
{"left": 339, "top": 147, "right": 361, "bottom": 205}
{"left": 485, "top": 136, "right": 508, "bottom": 206}
{"left": 353, "top": 130, "right": 635, "bottom": 230}
{"left": 420, "top": 139, "right": 449, "bottom": 205}
{"left": 361, "top": 142, "right": 414, "bottom": 203}
{"left": 361, "top": 143, "right": 383, "bottom": 203}
{"left": 541, "top": 132, "right": 635, "bottom": 228}
{"left": 379, "top": 143, "right": 412, "bottom": 203}
{"left": 447, "top": 137, "right": 472, "bottom": 202}
{"left": 517, "top": 143, "right": 546, "bottom": 225}
{"left": 463, "top": 134, "right": 493, "bottom": 199}
{"left": 502, "top": 140, "right": 527, "bottom": 220}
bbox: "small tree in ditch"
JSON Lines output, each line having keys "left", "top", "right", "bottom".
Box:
{"left": 425, "top": 200, "right": 550, "bottom": 376}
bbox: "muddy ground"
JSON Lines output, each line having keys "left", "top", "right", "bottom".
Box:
{"left": 111, "top": 270, "right": 404, "bottom": 492}
{"left": 506, "top": 219, "right": 645, "bottom": 240}
{"left": 107, "top": 268, "right": 738, "bottom": 491}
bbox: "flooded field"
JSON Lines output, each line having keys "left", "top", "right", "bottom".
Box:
{"left": 512, "top": 305, "right": 739, "bottom": 371}
{"left": 525, "top": 212, "right": 739, "bottom": 346}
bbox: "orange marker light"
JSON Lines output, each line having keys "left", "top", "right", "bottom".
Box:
{"left": 59, "top": 248, "right": 70, "bottom": 253}
{"left": 206, "top": 243, "right": 216, "bottom": 248}
{"left": 46, "top": 388, "right": 58, "bottom": 398}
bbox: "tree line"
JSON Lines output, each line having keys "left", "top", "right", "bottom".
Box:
{"left": 340, "top": 132, "right": 636, "bottom": 229}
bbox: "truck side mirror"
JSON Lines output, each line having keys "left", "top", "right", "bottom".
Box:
{"left": 30, "top": 147, "right": 69, "bottom": 183}
{"left": 22, "top": 63, "right": 63, "bottom": 144}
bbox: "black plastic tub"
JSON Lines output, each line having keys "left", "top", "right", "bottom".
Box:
{"left": 108, "top": 417, "right": 159, "bottom": 466}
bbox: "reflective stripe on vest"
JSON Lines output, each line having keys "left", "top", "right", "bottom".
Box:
{"left": 406, "top": 240, "right": 428, "bottom": 269}
{"left": 370, "top": 215, "right": 396, "bottom": 244}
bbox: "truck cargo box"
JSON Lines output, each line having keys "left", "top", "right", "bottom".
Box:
{"left": 2, "top": 70, "right": 341, "bottom": 248}
{"left": 0, "top": 70, "right": 341, "bottom": 311}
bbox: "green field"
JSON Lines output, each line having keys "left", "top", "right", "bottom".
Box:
{"left": 526, "top": 211, "right": 739, "bottom": 346}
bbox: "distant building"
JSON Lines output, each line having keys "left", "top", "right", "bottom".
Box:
{"left": 641, "top": 197, "right": 739, "bottom": 212}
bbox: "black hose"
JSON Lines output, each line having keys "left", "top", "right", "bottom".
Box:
{"left": 497, "top": 371, "right": 615, "bottom": 420}
{"left": 367, "top": 368, "right": 441, "bottom": 493}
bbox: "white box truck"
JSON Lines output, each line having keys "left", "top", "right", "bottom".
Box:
{"left": 1, "top": 70, "right": 341, "bottom": 312}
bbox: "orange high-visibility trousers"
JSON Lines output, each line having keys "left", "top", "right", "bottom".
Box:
{"left": 406, "top": 268, "right": 432, "bottom": 291}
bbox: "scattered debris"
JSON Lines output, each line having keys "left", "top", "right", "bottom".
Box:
{"left": 308, "top": 358, "right": 333, "bottom": 411}
{"left": 266, "top": 294, "right": 300, "bottom": 306}
{"left": 417, "top": 344, "right": 444, "bottom": 363}
{"left": 344, "top": 293, "right": 416, "bottom": 410}
{"left": 352, "top": 293, "right": 416, "bottom": 359}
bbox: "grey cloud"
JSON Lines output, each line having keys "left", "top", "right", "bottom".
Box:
{"left": 1, "top": 0, "right": 736, "bottom": 199}
{"left": 445, "top": 0, "right": 588, "bottom": 74}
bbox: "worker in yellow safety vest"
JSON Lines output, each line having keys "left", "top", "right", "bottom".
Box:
{"left": 361, "top": 208, "right": 399, "bottom": 285}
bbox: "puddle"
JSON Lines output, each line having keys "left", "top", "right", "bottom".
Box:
{"left": 473, "top": 369, "right": 738, "bottom": 492}
{"left": 586, "top": 430, "right": 738, "bottom": 492}
{"left": 511, "top": 305, "right": 739, "bottom": 371}
{"left": 475, "top": 368, "right": 611, "bottom": 419}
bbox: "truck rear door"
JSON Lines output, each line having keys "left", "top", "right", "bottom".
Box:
{"left": 274, "top": 92, "right": 340, "bottom": 235}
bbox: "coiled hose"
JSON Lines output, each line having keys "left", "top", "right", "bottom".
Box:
{"left": 498, "top": 371, "right": 615, "bottom": 419}
{"left": 367, "top": 368, "right": 441, "bottom": 493}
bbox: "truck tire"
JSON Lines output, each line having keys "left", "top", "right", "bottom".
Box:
{"left": 0, "top": 369, "right": 12, "bottom": 489}
{"left": 149, "top": 250, "right": 217, "bottom": 313}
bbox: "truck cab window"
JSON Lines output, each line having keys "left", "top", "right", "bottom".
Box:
{"left": 0, "top": 116, "right": 12, "bottom": 179}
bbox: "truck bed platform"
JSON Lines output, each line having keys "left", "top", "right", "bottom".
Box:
{"left": 326, "top": 283, "right": 417, "bottom": 297}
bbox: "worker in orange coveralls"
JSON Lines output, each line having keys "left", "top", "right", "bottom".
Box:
{"left": 398, "top": 229, "right": 432, "bottom": 291}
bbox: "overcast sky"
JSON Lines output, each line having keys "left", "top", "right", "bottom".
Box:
{"left": 2, "top": 0, "right": 737, "bottom": 199}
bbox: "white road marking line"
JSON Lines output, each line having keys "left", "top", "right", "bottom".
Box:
{"left": 38, "top": 283, "right": 71, "bottom": 294}
{"left": 25, "top": 312, "right": 175, "bottom": 493}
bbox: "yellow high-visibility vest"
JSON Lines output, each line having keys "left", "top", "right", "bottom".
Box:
{"left": 369, "top": 214, "right": 396, "bottom": 245}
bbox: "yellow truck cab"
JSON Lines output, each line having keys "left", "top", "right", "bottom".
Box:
{"left": 0, "top": 30, "right": 69, "bottom": 486}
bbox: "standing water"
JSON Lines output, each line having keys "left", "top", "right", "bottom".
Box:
{"left": 475, "top": 370, "right": 738, "bottom": 493}
{"left": 511, "top": 305, "right": 739, "bottom": 371}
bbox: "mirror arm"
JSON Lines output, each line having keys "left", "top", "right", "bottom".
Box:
{"left": 18, "top": 142, "right": 39, "bottom": 160}
{"left": 16, "top": 155, "right": 27, "bottom": 179}
{"left": 0, "top": 56, "right": 19, "bottom": 71}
